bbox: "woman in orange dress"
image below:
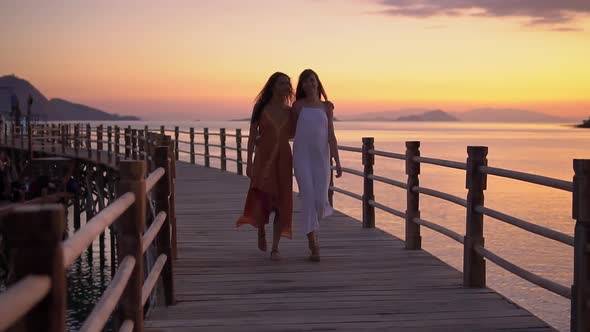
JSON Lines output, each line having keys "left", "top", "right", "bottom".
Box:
{"left": 236, "top": 72, "right": 295, "bottom": 261}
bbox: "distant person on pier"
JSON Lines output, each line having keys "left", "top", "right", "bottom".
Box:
{"left": 237, "top": 72, "right": 295, "bottom": 261}
{"left": 292, "top": 69, "right": 342, "bottom": 262}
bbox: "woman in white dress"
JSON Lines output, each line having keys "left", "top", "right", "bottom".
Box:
{"left": 292, "top": 69, "right": 342, "bottom": 262}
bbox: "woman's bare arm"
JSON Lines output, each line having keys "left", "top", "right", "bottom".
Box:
{"left": 325, "top": 102, "right": 342, "bottom": 178}
{"left": 246, "top": 120, "right": 258, "bottom": 178}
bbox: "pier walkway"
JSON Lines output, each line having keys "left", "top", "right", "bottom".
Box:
{"left": 144, "top": 162, "right": 553, "bottom": 331}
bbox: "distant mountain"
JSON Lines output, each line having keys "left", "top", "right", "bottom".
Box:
{"left": 346, "top": 109, "right": 457, "bottom": 122}
{"left": 0, "top": 74, "right": 139, "bottom": 121}
{"left": 451, "top": 108, "right": 571, "bottom": 123}
{"left": 0, "top": 74, "right": 50, "bottom": 118}
{"left": 396, "top": 110, "right": 458, "bottom": 122}
{"left": 49, "top": 98, "right": 139, "bottom": 121}
{"left": 346, "top": 109, "right": 430, "bottom": 121}
{"left": 347, "top": 107, "right": 572, "bottom": 123}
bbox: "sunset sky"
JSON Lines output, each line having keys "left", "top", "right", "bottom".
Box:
{"left": 1, "top": 0, "right": 589, "bottom": 120}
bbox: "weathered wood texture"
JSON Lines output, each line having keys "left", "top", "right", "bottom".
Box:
{"left": 145, "top": 162, "right": 554, "bottom": 332}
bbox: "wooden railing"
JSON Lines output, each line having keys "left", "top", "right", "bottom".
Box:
{"left": 0, "top": 124, "right": 177, "bottom": 332}
{"left": 2, "top": 123, "right": 588, "bottom": 331}
{"left": 146, "top": 125, "right": 587, "bottom": 332}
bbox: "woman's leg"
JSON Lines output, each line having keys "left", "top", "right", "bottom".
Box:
{"left": 258, "top": 223, "right": 267, "bottom": 252}
{"left": 271, "top": 212, "right": 282, "bottom": 260}
{"left": 307, "top": 231, "right": 320, "bottom": 262}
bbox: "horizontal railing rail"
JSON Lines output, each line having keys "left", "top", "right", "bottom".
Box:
{"left": 0, "top": 124, "right": 177, "bottom": 332}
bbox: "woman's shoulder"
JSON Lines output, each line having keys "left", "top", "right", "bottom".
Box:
{"left": 323, "top": 100, "right": 334, "bottom": 111}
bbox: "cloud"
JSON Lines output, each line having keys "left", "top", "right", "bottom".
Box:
{"left": 376, "top": 0, "right": 589, "bottom": 29}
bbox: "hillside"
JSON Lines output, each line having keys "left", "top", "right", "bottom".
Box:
{"left": 0, "top": 74, "right": 139, "bottom": 121}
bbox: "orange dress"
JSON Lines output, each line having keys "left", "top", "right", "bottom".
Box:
{"left": 236, "top": 108, "right": 295, "bottom": 238}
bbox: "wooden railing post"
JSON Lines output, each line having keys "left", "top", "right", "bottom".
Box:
{"left": 124, "top": 128, "right": 131, "bottom": 160}
{"left": 204, "top": 128, "right": 210, "bottom": 167}
{"left": 115, "top": 160, "right": 146, "bottom": 332}
{"left": 86, "top": 124, "right": 92, "bottom": 159}
{"left": 189, "top": 127, "right": 195, "bottom": 164}
{"left": 51, "top": 124, "right": 56, "bottom": 153}
{"left": 362, "top": 137, "right": 375, "bottom": 228}
{"left": 6, "top": 205, "right": 66, "bottom": 332}
{"left": 114, "top": 126, "right": 120, "bottom": 163}
{"left": 131, "top": 129, "right": 138, "bottom": 160}
{"left": 463, "top": 146, "right": 488, "bottom": 288}
{"left": 74, "top": 124, "right": 80, "bottom": 156}
{"left": 154, "top": 146, "right": 176, "bottom": 305}
{"left": 163, "top": 136, "right": 178, "bottom": 260}
{"left": 107, "top": 126, "right": 113, "bottom": 163}
{"left": 40, "top": 124, "right": 45, "bottom": 151}
{"left": 138, "top": 130, "right": 145, "bottom": 161}
{"left": 27, "top": 125, "right": 33, "bottom": 160}
{"left": 329, "top": 159, "right": 334, "bottom": 206}
{"left": 61, "top": 124, "right": 67, "bottom": 154}
{"left": 405, "top": 141, "right": 421, "bottom": 250}
{"left": 220, "top": 128, "right": 227, "bottom": 171}
{"left": 97, "top": 125, "right": 103, "bottom": 162}
{"left": 572, "top": 159, "right": 590, "bottom": 332}
{"left": 236, "top": 129, "right": 243, "bottom": 175}
{"left": 174, "top": 126, "right": 179, "bottom": 161}
{"left": 160, "top": 125, "right": 165, "bottom": 135}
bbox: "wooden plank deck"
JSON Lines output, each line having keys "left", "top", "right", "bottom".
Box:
{"left": 145, "top": 162, "right": 554, "bottom": 332}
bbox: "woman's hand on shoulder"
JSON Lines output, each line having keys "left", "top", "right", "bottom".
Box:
{"left": 323, "top": 100, "right": 335, "bottom": 111}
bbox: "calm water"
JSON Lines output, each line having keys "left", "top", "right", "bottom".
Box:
{"left": 78, "top": 120, "right": 589, "bottom": 331}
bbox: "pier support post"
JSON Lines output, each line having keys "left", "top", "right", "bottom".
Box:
{"left": 362, "top": 137, "right": 375, "bottom": 228}
{"left": 155, "top": 145, "right": 176, "bottom": 305}
{"left": 5, "top": 205, "right": 66, "bottom": 332}
{"left": 115, "top": 160, "right": 146, "bottom": 332}
{"left": 572, "top": 159, "right": 590, "bottom": 332}
{"left": 463, "top": 146, "right": 488, "bottom": 287}
{"left": 236, "top": 129, "right": 243, "bottom": 175}
{"left": 405, "top": 141, "right": 421, "bottom": 249}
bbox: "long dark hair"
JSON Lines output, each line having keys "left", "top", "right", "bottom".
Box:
{"left": 251, "top": 72, "right": 292, "bottom": 124}
{"left": 295, "top": 69, "right": 328, "bottom": 101}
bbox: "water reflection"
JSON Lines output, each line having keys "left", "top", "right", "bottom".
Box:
{"left": 65, "top": 206, "right": 113, "bottom": 332}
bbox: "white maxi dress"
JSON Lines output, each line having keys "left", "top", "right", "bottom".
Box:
{"left": 293, "top": 107, "right": 334, "bottom": 235}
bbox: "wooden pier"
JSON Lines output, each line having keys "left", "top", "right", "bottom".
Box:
{"left": 1, "top": 123, "right": 589, "bottom": 331}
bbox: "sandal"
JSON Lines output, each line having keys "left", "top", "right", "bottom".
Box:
{"left": 270, "top": 249, "right": 281, "bottom": 261}
{"left": 258, "top": 230, "right": 267, "bottom": 252}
